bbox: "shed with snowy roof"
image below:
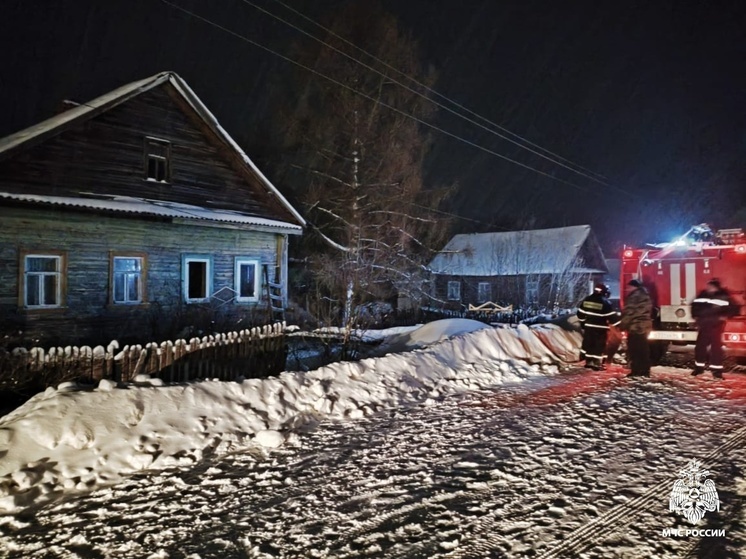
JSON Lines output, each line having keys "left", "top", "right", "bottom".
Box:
{"left": 427, "top": 225, "right": 608, "bottom": 310}
{"left": 0, "top": 71, "right": 305, "bottom": 347}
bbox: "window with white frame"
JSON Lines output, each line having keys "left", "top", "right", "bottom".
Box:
{"left": 235, "top": 258, "right": 260, "bottom": 302}
{"left": 447, "top": 280, "right": 461, "bottom": 301}
{"left": 112, "top": 255, "right": 144, "bottom": 304}
{"left": 24, "top": 254, "right": 63, "bottom": 307}
{"left": 144, "top": 137, "right": 171, "bottom": 183}
{"left": 477, "top": 282, "right": 491, "bottom": 303}
{"left": 183, "top": 256, "right": 212, "bottom": 303}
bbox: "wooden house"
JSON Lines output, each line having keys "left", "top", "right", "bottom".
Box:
{"left": 0, "top": 72, "right": 305, "bottom": 347}
{"left": 427, "top": 225, "right": 608, "bottom": 310}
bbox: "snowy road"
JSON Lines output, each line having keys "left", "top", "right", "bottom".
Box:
{"left": 3, "top": 366, "right": 746, "bottom": 558}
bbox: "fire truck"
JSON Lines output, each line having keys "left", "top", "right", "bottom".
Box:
{"left": 620, "top": 224, "right": 746, "bottom": 360}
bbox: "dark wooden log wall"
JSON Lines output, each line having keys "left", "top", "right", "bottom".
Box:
{"left": 432, "top": 273, "right": 596, "bottom": 309}
{"left": 0, "top": 82, "right": 297, "bottom": 225}
{"left": 0, "top": 205, "right": 282, "bottom": 347}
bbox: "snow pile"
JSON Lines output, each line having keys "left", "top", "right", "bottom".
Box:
{"left": 371, "top": 318, "right": 489, "bottom": 354}
{"left": 0, "top": 321, "right": 580, "bottom": 515}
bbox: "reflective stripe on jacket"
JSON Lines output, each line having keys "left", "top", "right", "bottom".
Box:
{"left": 577, "top": 293, "right": 619, "bottom": 329}
{"left": 691, "top": 287, "right": 739, "bottom": 326}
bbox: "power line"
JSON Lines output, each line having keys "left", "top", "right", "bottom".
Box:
{"left": 408, "top": 201, "right": 494, "bottom": 226}
{"left": 257, "top": 0, "right": 610, "bottom": 185}
{"left": 160, "top": 0, "right": 613, "bottom": 194}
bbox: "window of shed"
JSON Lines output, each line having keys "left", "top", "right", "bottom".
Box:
{"left": 447, "top": 281, "right": 461, "bottom": 301}
{"left": 526, "top": 276, "right": 540, "bottom": 303}
{"left": 477, "top": 282, "right": 491, "bottom": 303}
{"left": 144, "top": 137, "right": 171, "bottom": 182}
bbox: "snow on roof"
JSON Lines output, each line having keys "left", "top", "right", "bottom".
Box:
{"left": 428, "top": 225, "right": 607, "bottom": 276}
{"left": 0, "top": 191, "right": 303, "bottom": 233}
{"left": 0, "top": 71, "right": 306, "bottom": 228}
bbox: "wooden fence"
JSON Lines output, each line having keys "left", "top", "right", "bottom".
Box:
{"left": 420, "top": 306, "right": 546, "bottom": 325}
{"left": 0, "top": 323, "right": 287, "bottom": 395}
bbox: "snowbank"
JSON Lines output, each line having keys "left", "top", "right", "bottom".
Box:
{"left": 371, "top": 318, "right": 489, "bottom": 355}
{"left": 0, "top": 321, "right": 581, "bottom": 515}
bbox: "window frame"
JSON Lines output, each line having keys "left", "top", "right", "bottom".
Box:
{"left": 109, "top": 252, "right": 147, "bottom": 305}
{"left": 143, "top": 136, "right": 171, "bottom": 183}
{"left": 20, "top": 251, "right": 66, "bottom": 309}
{"left": 182, "top": 255, "right": 213, "bottom": 304}
{"left": 447, "top": 280, "right": 461, "bottom": 301}
{"left": 477, "top": 282, "right": 491, "bottom": 304}
{"left": 526, "top": 275, "right": 540, "bottom": 303}
{"left": 234, "top": 257, "right": 261, "bottom": 303}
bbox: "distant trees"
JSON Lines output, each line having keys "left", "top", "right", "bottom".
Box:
{"left": 270, "top": 1, "right": 451, "bottom": 330}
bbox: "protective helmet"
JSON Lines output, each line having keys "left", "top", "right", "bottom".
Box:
{"left": 594, "top": 283, "right": 611, "bottom": 297}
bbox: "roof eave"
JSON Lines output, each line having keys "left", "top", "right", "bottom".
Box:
{"left": 0, "top": 73, "right": 171, "bottom": 161}
{"left": 0, "top": 193, "right": 304, "bottom": 234}
{"left": 166, "top": 74, "right": 307, "bottom": 228}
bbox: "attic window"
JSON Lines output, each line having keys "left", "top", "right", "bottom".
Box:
{"left": 144, "top": 137, "right": 171, "bottom": 183}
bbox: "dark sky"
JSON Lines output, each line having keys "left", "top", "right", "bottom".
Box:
{"left": 2, "top": 0, "right": 745, "bottom": 254}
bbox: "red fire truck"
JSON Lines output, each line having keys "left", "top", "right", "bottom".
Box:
{"left": 620, "top": 225, "right": 746, "bottom": 360}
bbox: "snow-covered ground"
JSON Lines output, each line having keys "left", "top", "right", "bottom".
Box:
{"left": 1, "top": 319, "right": 744, "bottom": 558}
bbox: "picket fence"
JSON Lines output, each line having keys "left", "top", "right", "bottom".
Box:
{"left": 420, "top": 306, "right": 544, "bottom": 325}
{"left": 0, "top": 323, "right": 287, "bottom": 391}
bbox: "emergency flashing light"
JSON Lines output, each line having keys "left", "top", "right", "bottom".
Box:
{"left": 623, "top": 250, "right": 634, "bottom": 258}
{"left": 736, "top": 244, "right": 746, "bottom": 254}
{"left": 729, "top": 334, "right": 740, "bottom": 342}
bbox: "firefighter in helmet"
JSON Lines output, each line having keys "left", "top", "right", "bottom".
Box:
{"left": 577, "top": 283, "right": 619, "bottom": 370}
{"left": 691, "top": 278, "right": 739, "bottom": 379}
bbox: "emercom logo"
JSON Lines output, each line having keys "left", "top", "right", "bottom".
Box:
{"left": 669, "top": 459, "right": 720, "bottom": 524}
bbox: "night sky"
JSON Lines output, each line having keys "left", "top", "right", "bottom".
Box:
{"left": 2, "top": 0, "right": 745, "bottom": 254}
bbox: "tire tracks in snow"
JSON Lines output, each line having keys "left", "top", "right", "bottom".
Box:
{"left": 532, "top": 424, "right": 746, "bottom": 559}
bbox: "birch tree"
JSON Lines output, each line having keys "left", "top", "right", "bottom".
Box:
{"left": 274, "top": 1, "right": 451, "bottom": 330}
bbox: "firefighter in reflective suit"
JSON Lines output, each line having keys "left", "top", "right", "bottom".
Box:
{"left": 691, "top": 278, "right": 739, "bottom": 379}
{"left": 577, "top": 283, "right": 619, "bottom": 370}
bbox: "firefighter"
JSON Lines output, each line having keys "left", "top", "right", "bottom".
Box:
{"left": 577, "top": 283, "right": 619, "bottom": 370}
{"left": 604, "top": 292, "right": 623, "bottom": 366}
{"left": 691, "top": 278, "right": 739, "bottom": 379}
{"left": 619, "top": 279, "right": 653, "bottom": 377}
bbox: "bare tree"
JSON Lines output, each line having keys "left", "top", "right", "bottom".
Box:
{"left": 273, "top": 1, "right": 451, "bottom": 332}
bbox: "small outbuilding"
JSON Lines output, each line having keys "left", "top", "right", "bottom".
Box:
{"left": 427, "top": 225, "right": 608, "bottom": 310}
